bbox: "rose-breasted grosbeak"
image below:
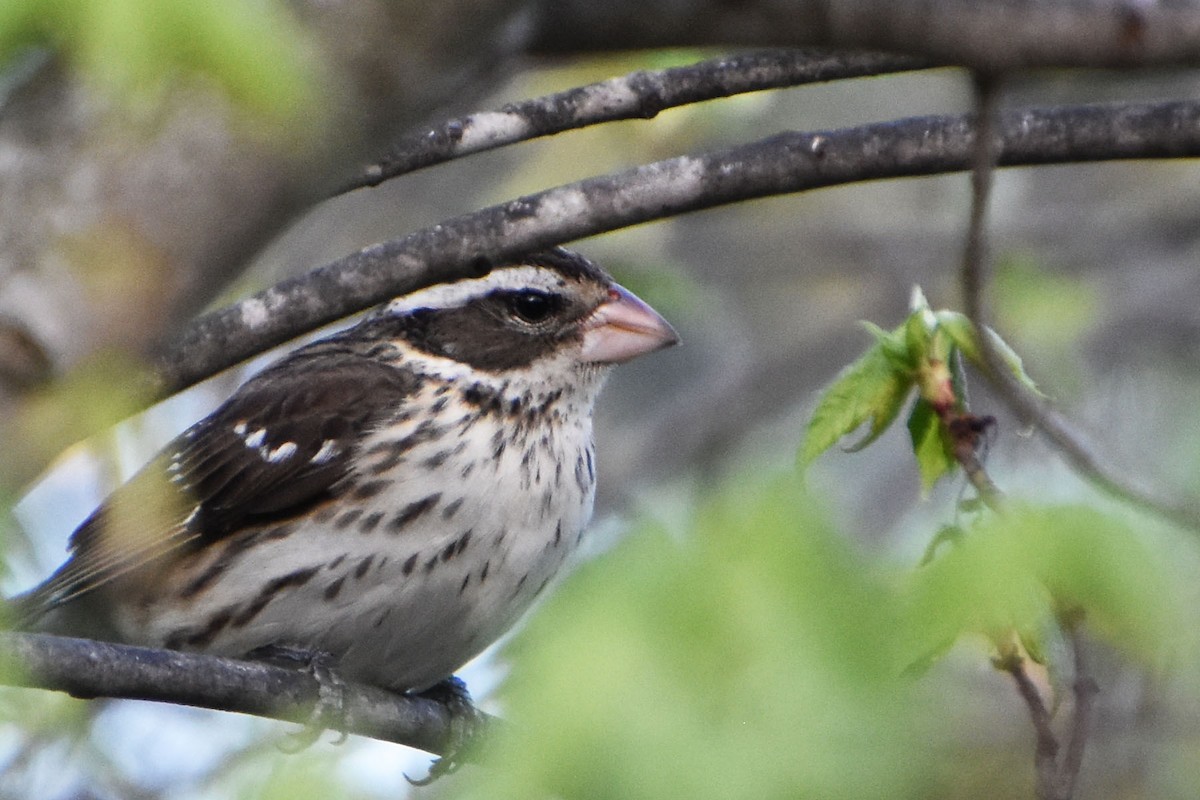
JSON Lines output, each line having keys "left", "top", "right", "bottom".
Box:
{"left": 15, "top": 248, "right": 678, "bottom": 693}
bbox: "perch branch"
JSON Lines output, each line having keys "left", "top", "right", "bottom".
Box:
{"left": 0, "top": 632, "right": 494, "bottom": 758}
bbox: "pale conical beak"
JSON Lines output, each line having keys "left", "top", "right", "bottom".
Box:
{"left": 580, "top": 284, "right": 680, "bottom": 364}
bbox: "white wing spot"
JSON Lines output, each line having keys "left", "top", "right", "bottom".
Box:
{"left": 311, "top": 439, "right": 340, "bottom": 464}
{"left": 266, "top": 442, "right": 297, "bottom": 463}
{"left": 244, "top": 428, "right": 267, "bottom": 448}
{"left": 233, "top": 421, "right": 248, "bottom": 436}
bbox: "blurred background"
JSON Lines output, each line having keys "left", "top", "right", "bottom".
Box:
{"left": 3, "top": 3, "right": 1200, "bottom": 798}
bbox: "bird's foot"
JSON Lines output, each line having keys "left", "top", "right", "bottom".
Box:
{"left": 405, "top": 676, "right": 483, "bottom": 786}
{"left": 247, "top": 643, "right": 350, "bottom": 750}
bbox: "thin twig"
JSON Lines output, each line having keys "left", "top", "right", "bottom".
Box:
{"left": 337, "top": 49, "right": 932, "bottom": 194}
{"left": 995, "top": 647, "right": 1063, "bottom": 800}
{"left": 946, "top": 413, "right": 1005, "bottom": 510}
{"left": 961, "top": 71, "right": 1001, "bottom": 330}
{"left": 995, "top": 615, "right": 1098, "bottom": 800}
{"left": 997, "top": 649, "right": 1059, "bottom": 755}
{"left": 965, "top": 74, "right": 1099, "bottom": 800}
{"left": 1059, "top": 614, "right": 1099, "bottom": 799}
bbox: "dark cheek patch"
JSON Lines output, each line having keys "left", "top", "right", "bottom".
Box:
{"left": 404, "top": 305, "right": 577, "bottom": 371}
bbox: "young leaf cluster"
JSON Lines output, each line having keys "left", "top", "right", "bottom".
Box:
{"left": 802, "top": 289, "right": 1038, "bottom": 491}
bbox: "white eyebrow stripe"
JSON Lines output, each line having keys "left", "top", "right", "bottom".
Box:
{"left": 383, "top": 265, "right": 568, "bottom": 315}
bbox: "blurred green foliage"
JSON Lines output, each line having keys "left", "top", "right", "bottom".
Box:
{"left": 0, "top": 0, "right": 317, "bottom": 122}
{"left": 457, "top": 473, "right": 937, "bottom": 800}
{"left": 905, "top": 505, "right": 1190, "bottom": 670}
{"left": 13, "top": 349, "right": 154, "bottom": 476}
{"left": 450, "top": 469, "right": 1199, "bottom": 800}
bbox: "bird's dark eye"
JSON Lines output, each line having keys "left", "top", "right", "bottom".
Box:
{"left": 505, "top": 291, "right": 559, "bottom": 324}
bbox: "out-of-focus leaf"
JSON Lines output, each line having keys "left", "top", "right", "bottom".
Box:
{"left": 906, "top": 398, "right": 956, "bottom": 493}
{"left": 0, "top": 0, "right": 317, "bottom": 123}
{"left": 801, "top": 338, "right": 912, "bottom": 465}
{"left": 459, "top": 473, "right": 937, "bottom": 800}
{"left": 14, "top": 350, "right": 153, "bottom": 474}
{"left": 903, "top": 505, "right": 1188, "bottom": 670}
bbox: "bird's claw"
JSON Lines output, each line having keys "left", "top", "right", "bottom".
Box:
{"left": 403, "top": 675, "right": 483, "bottom": 786}
{"left": 248, "top": 644, "right": 350, "bottom": 750}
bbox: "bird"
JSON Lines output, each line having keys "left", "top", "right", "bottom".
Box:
{"left": 13, "top": 248, "right": 678, "bottom": 694}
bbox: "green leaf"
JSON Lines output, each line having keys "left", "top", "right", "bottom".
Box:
{"left": 903, "top": 307, "right": 932, "bottom": 365}
{"left": 984, "top": 326, "right": 1045, "bottom": 397}
{"left": 860, "top": 320, "right": 913, "bottom": 371}
{"left": 936, "top": 311, "right": 1044, "bottom": 397}
{"left": 802, "top": 341, "right": 913, "bottom": 465}
{"left": 906, "top": 398, "right": 956, "bottom": 492}
{"left": 935, "top": 311, "right": 982, "bottom": 363}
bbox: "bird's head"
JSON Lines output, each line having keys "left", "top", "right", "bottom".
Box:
{"left": 365, "top": 249, "right": 679, "bottom": 390}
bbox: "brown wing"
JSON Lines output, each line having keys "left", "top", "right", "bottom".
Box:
{"left": 21, "top": 342, "right": 417, "bottom": 618}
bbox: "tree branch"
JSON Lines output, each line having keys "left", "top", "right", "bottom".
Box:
{"left": 1060, "top": 618, "right": 1099, "bottom": 799}
{"left": 338, "top": 49, "right": 932, "bottom": 194}
{"left": 530, "top": 0, "right": 1200, "bottom": 70}
{"left": 995, "top": 647, "right": 1062, "bottom": 797}
{"left": 0, "top": 632, "right": 493, "bottom": 758}
{"left": 155, "top": 99, "right": 1200, "bottom": 400}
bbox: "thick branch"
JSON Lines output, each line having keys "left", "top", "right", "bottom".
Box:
{"left": 155, "top": 99, "right": 1200, "bottom": 398}
{"left": 0, "top": 632, "right": 493, "bottom": 757}
{"left": 530, "top": 0, "right": 1200, "bottom": 70}
{"left": 342, "top": 49, "right": 931, "bottom": 193}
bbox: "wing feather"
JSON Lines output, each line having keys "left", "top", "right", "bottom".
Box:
{"left": 20, "top": 343, "right": 417, "bottom": 620}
